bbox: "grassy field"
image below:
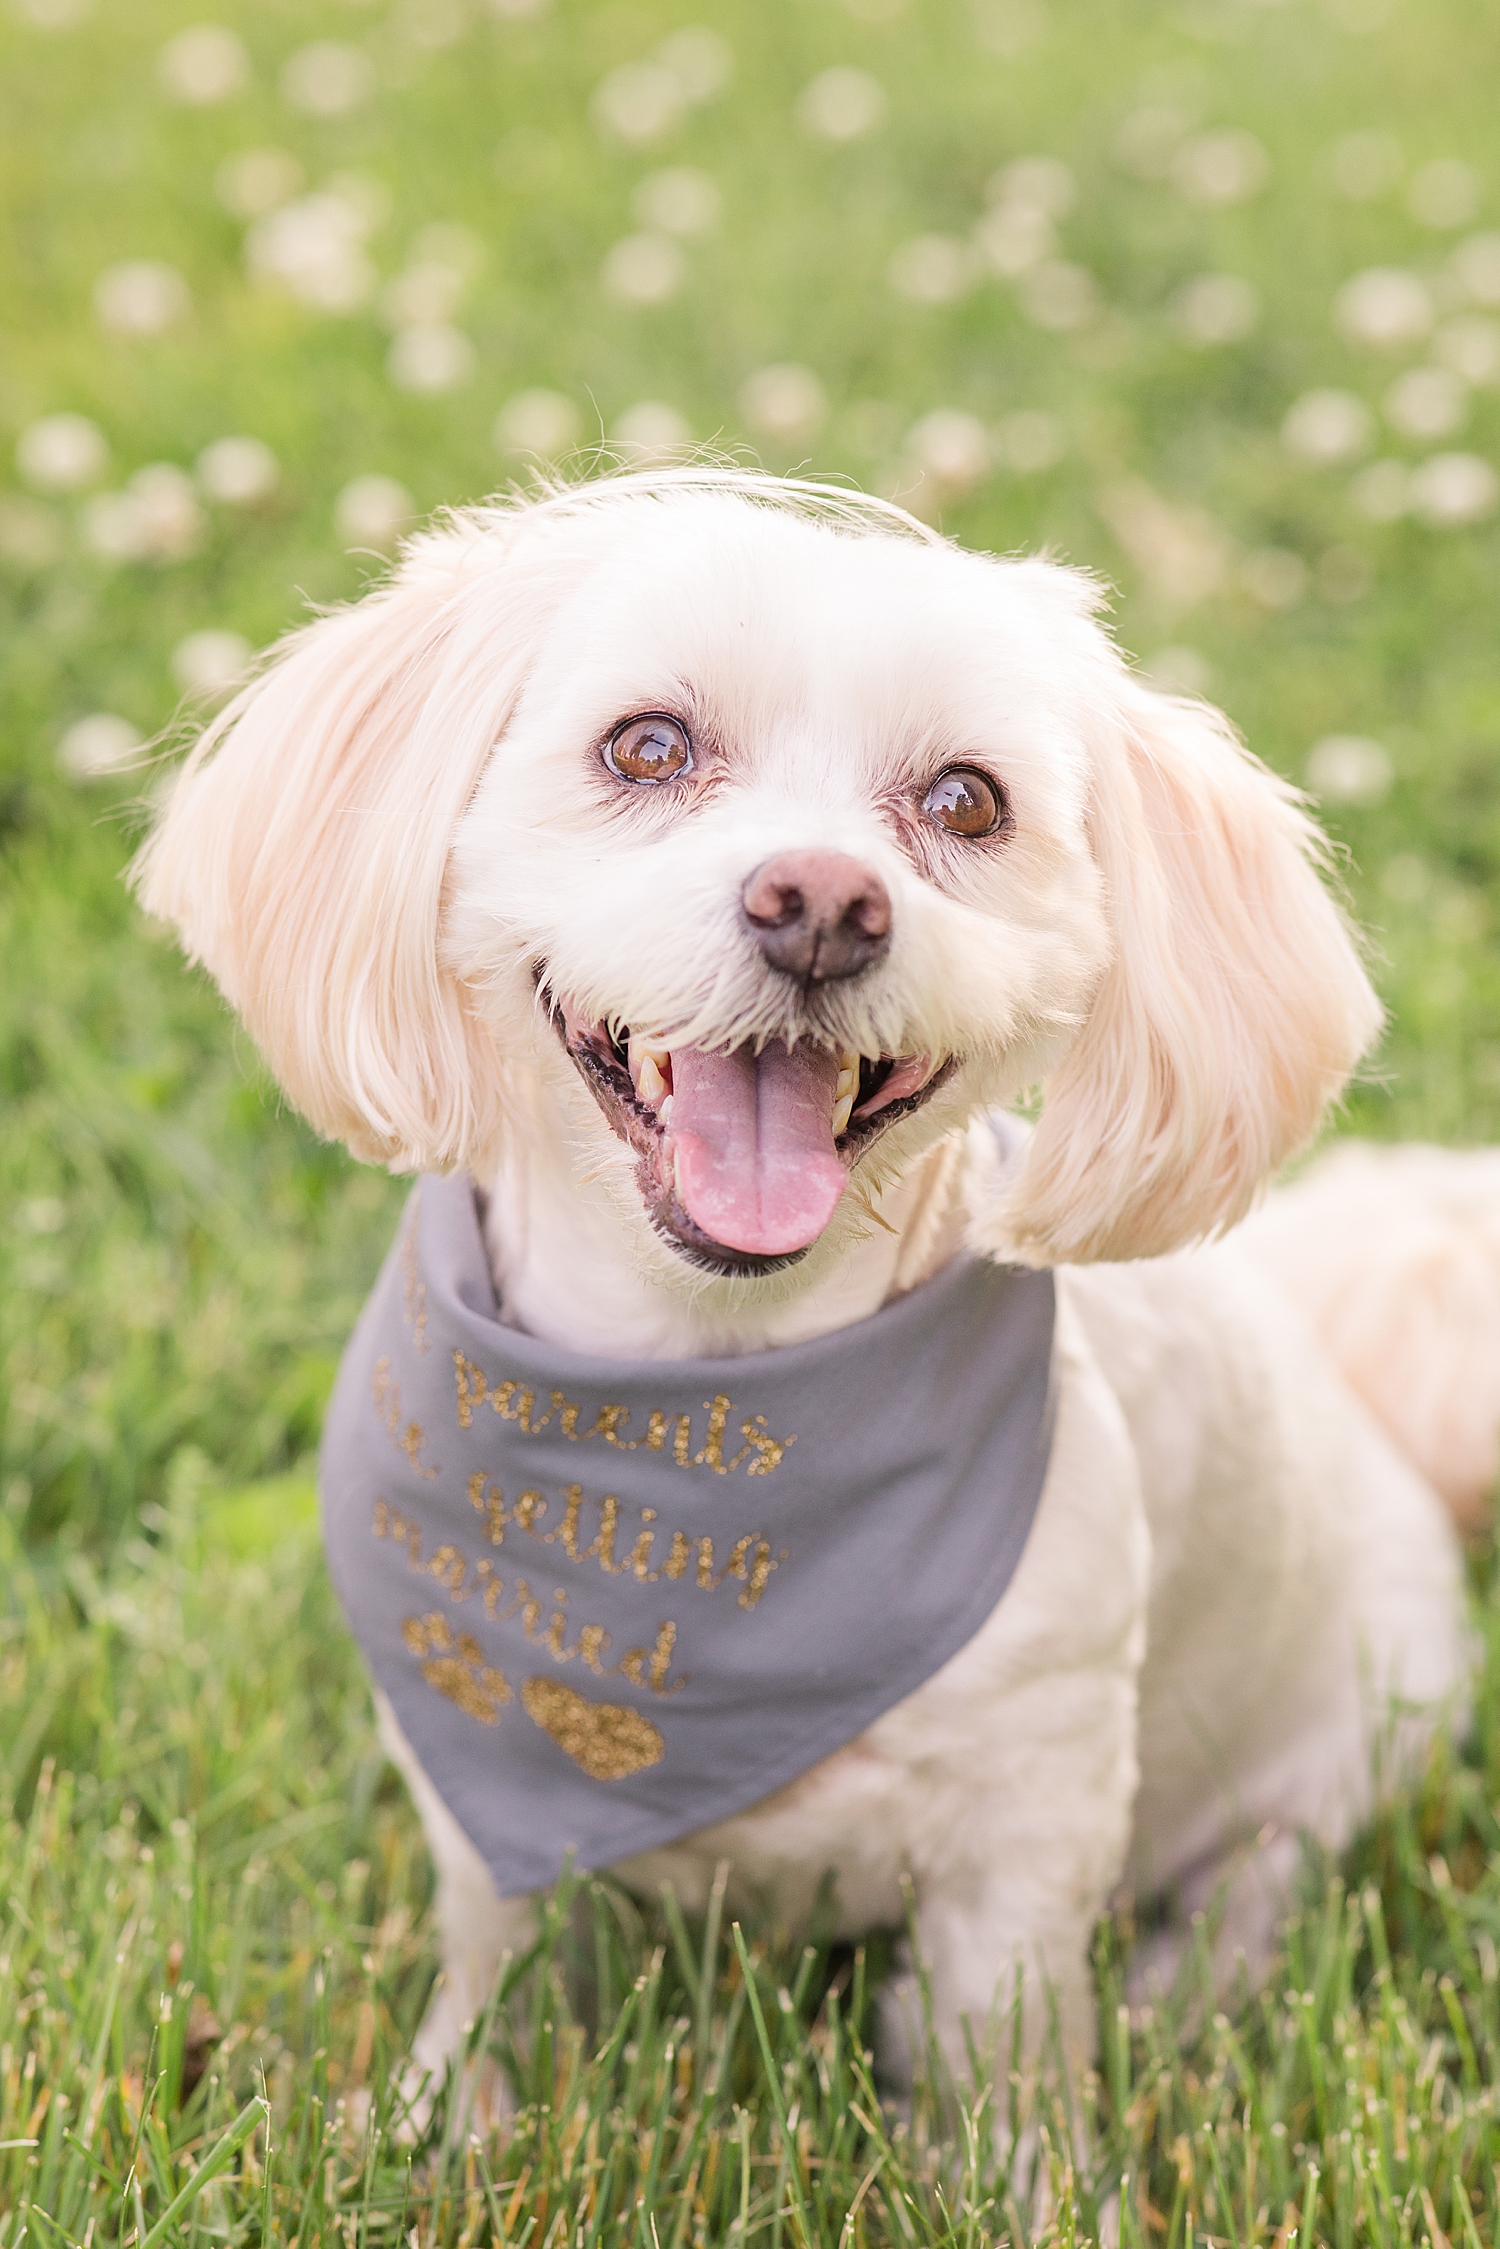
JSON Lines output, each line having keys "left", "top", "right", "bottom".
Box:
{"left": 4, "top": 0, "right": 1500, "bottom": 2237}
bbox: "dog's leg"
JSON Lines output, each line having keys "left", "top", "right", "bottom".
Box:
{"left": 376, "top": 1692, "right": 535, "bottom": 2129}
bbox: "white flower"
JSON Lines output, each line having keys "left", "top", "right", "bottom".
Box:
{"left": 739, "top": 364, "right": 827, "bottom": 447}
{"left": 172, "top": 629, "right": 252, "bottom": 693}
{"left": 888, "top": 235, "right": 977, "bottom": 305}
{"left": 16, "top": 412, "right": 108, "bottom": 491}
{"left": 83, "top": 464, "right": 204, "bottom": 562}
{"left": 13, "top": 0, "right": 93, "bottom": 25}
{"left": 986, "top": 155, "right": 1075, "bottom": 217}
{"left": 1018, "top": 260, "right": 1096, "bottom": 330}
{"left": 657, "top": 27, "right": 732, "bottom": 101}
{"left": 611, "top": 402, "right": 692, "bottom": 463}
{"left": 991, "top": 409, "right": 1065, "bottom": 472}
{"left": 280, "top": 42, "right": 376, "bottom": 119}
{"left": 1407, "top": 159, "right": 1480, "bottom": 230}
{"left": 906, "top": 409, "right": 990, "bottom": 493}
{"left": 1241, "top": 548, "right": 1308, "bottom": 608}
{"left": 1384, "top": 365, "right": 1467, "bottom": 442}
{"left": 216, "top": 148, "right": 304, "bottom": 219}
{"left": 972, "top": 0, "right": 1046, "bottom": 56}
{"left": 1171, "top": 130, "right": 1269, "bottom": 206}
{"left": 246, "top": 193, "right": 377, "bottom": 313}
{"left": 158, "top": 24, "right": 250, "bottom": 105}
{"left": 797, "top": 67, "right": 887, "bottom": 142}
{"left": 1173, "top": 274, "right": 1260, "bottom": 347}
{"left": 1325, "top": 130, "right": 1402, "bottom": 202}
{"left": 380, "top": 262, "right": 465, "bottom": 327}
{"left": 973, "top": 201, "right": 1053, "bottom": 278}
{"left": 1141, "top": 646, "right": 1213, "bottom": 696}
{"left": 1113, "top": 104, "right": 1190, "bottom": 179}
{"left": 1349, "top": 460, "right": 1410, "bottom": 521}
{"left": 94, "top": 260, "right": 190, "bottom": 337}
{"left": 1281, "top": 389, "right": 1373, "bottom": 464}
{"left": 1432, "top": 316, "right": 1500, "bottom": 387}
{"left": 1305, "top": 735, "right": 1392, "bottom": 806}
{"left": 602, "top": 233, "right": 685, "bottom": 306}
{"left": 197, "top": 435, "right": 279, "bottom": 504}
{"left": 387, "top": 325, "right": 476, "bottom": 393}
{"left": 494, "top": 390, "right": 581, "bottom": 457}
{"left": 632, "top": 167, "right": 720, "bottom": 238}
{"left": 1450, "top": 233, "right": 1500, "bottom": 308}
{"left": 57, "top": 713, "right": 141, "bottom": 781}
{"left": 590, "top": 62, "right": 684, "bottom": 147}
{"left": 335, "top": 475, "right": 415, "bottom": 548}
{"left": 1408, "top": 452, "right": 1498, "bottom": 527}
{"left": 1334, "top": 267, "right": 1434, "bottom": 348}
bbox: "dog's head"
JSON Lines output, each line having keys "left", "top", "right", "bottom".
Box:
{"left": 134, "top": 469, "right": 1379, "bottom": 1274}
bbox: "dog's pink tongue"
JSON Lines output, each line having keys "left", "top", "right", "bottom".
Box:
{"left": 666, "top": 1042, "right": 845, "bottom": 1255}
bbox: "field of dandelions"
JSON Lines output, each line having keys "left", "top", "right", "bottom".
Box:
{"left": 4, "top": 0, "right": 1500, "bottom": 2240}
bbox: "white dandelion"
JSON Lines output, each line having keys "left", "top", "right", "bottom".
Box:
{"left": 1408, "top": 452, "right": 1498, "bottom": 527}
{"left": 335, "top": 475, "right": 416, "bottom": 548}
{"left": 246, "top": 192, "right": 378, "bottom": 313}
{"left": 797, "top": 67, "right": 887, "bottom": 143}
{"left": 889, "top": 235, "right": 977, "bottom": 305}
{"left": 1432, "top": 316, "right": 1500, "bottom": 387}
{"left": 905, "top": 409, "right": 990, "bottom": 493}
{"left": 1451, "top": 233, "right": 1500, "bottom": 308}
{"left": 1334, "top": 267, "right": 1434, "bottom": 348}
{"left": 16, "top": 412, "right": 108, "bottom": 491}
{"left": 494, "top": 390, "right": 580, "bottom": 458}
{"left": 196, "top": 435, "right": 279, "bottom": 504}
{"left": 57, "top": 713, "right": 142, "bottom": 781}
{"left": 1407, "top": 159, "right": 1481, "bottom": 231}
{"left": 1305, "top": 735, "right": 1392, "bottom": 806}
{"left": 216, "top": 148, "right": 305, "bottom": 219}
{"left": 739, "top": 364, "right": 827, "bottom": 448}
{"left": 973, "top": 201, "right": 1054, "bottom": 278}
{"left": 1384, "top": 365, "right": 1468, "bottom": 442}
{"left": 1171, "top": 129, "right": 1269, "bottom": 206}
{"left": 602, "top": 234, "right": 685, "bottom": 306}
{"left": 1281, "top": 388, "right": 1373, "bottom": 464}
{"left": 633, "top": 168, "right": 720, "bottom": 238}
{"left": 280, "top": 42, "right": 376, "bottom": 119}
{"left": 94, "top": 261, "right": 190, "bottom": 337}
{"left": 172, "top": 629, "right": 252, "bottom": 693}
{"left": 657, "top": 28, "right": 732, "bottom": 101}
{"left": 590, "top": 62, "right": 684, "bottom": 148}
{"left": 1018, "top": 260, "right": 1095, "bottom": 330}
{"left": 1173, "top": 274, "right": 1260, "bottom": 347}
{"left": 387, "top": 324, "right": 476, "bottom": 393}
{"left": 986, "top": 155, "right": 1075, "bottom": 217}
{"left": 610, "top": 402, "right": 692, "bottom": 463}
{"left": 158, "top": 24, "right": 250, "bottom": 105}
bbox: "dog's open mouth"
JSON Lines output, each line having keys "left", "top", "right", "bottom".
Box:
{"left": 547, "top": 992, "right": 950, "bottom": 1276}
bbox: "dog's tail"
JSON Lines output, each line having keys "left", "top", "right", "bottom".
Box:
{"left": 1242, "top": 1142, "right": 1500, "bottom": 1529}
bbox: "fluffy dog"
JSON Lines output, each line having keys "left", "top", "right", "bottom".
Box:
{"left": 135, "top": 468, "right": 1481, "bottom": 2104}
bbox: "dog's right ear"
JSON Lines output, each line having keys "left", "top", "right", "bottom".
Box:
{"left": 133, "top": 519, "right": 547, "bottom": 1172}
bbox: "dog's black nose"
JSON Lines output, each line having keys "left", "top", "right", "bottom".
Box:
{"left": 742, "top": 851, "right": 892, "bottom": 982}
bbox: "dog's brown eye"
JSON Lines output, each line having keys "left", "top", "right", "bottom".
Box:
{"left": 922, "top": 766, "right": 1004, "bottom": 837}
{"left": 604, "top": 714, "right": 693, "bottom": 785}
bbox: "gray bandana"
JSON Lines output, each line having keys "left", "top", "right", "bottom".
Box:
{"left": 320, "top": 1167, "right": 1055, "bottom": 1897}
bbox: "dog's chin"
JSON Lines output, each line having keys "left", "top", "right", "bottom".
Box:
{"left": 541, "top": 985, "right": 953, "bottom": 1280}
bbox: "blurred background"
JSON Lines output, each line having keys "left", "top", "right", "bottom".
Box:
{"left": 3, "top": 0, "right": 1498, "bottom": 1547}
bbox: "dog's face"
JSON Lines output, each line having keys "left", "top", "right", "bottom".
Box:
{"left": 444, "top": 496, "right": 1111, "bottom": 1275}
{"left": 135, "top": 472, "right": 1380, "bottom": 1273}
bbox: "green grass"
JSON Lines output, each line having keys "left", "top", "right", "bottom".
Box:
{"left": 4, "top": 0, "right": 1500, "bottom": 2237}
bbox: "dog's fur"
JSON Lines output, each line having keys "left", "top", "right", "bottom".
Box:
{"left": 135, "top": 469, "right": 1487, "bottom": 2102}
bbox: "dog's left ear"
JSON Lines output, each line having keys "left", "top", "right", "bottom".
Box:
{"left": 979, "top": 680, "right": 1383, "bottom": 1266}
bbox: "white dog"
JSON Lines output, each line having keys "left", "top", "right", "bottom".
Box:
{"left": 135, "top": 468, "right": 1489, "bottom": 2106}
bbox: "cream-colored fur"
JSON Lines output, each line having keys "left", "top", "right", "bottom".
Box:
{"left": 135, "top": 470, "right": 1478, "bottom": 2109}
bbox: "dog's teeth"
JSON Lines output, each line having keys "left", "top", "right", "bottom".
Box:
{"left": 635, "top": 1053, "right": 667, "bottom": 1107}
{"left": 658, "top": 1094, "right": 675, "bottom": 1123}
{"left": 832, "top": 1091, "right": 854, "bottom": 1138}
